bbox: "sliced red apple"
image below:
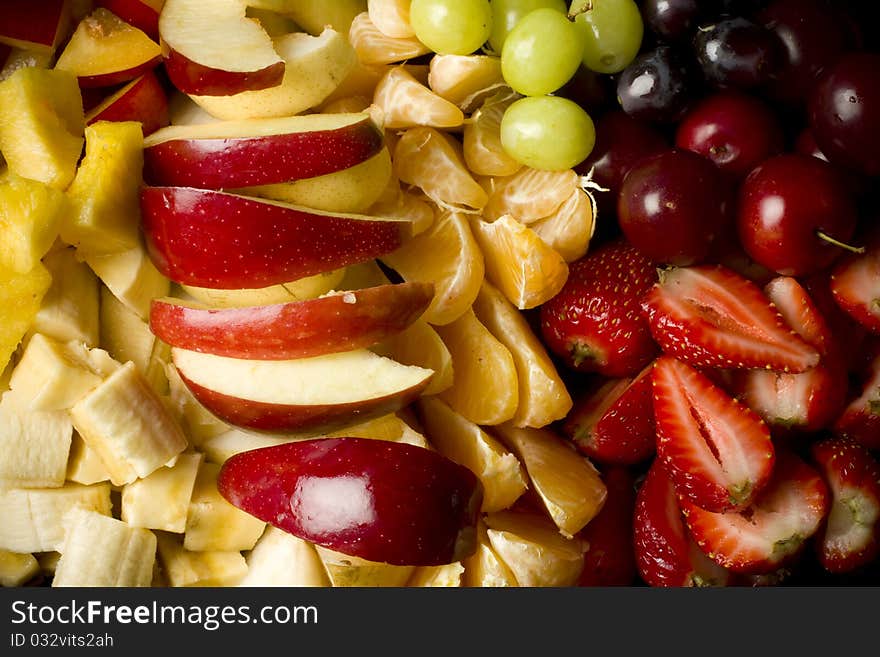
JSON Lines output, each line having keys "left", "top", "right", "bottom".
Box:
{"left": 95, "top": 0, "right": 164, "bottom": 40}
{"left": 158, "top": 0, "right": 284, "bottom": 96}
{"left": 216, "top": 437, "right": 482, "bottom": 566}
{"left": 171, "top": 347, "right": 434, "bottom": 434}
{"left": 140, "top": 186, "right": 412, "bottom": 289}
{"left": 54, "top": 8, "right": 162, "bottom": 88}
{"left": 84, "top": 70, "right": 169, "bottom": 136}
{"left": 150, "top": 281, "right": 434, "bottom": 359}
{"left": 0, "top": 0, "right": 71, "bottom": 55}
{"left": 142, "top": 111, "right": 384, "bottom": 189}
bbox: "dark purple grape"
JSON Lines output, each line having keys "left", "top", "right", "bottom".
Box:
{"left": 641, "top": 0, "right": 702, "bottom": 42}
{"left": 693, "top": 17, "right": 783, "bottom": 90}
{"left": 616, "top": 46, "right": 699, "bottom": 124}
{"left": 809, "top": 52, "right": 880, "bottom": 178}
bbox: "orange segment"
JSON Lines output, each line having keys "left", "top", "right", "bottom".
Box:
{"left": 394, "top": 126, "right": 487, "bottom": 211}
{"left": 348, "top": 11, "right": 430, "bottom": 65}
{"left": 367, "top": 0, "right": 415, "bottom": 38}
{"left": 368, "top": 175, "right": 435, "bottom": 236}
{"left": 435, "top": 307, "right": 519, "bottom": 426}
{"left": 427, "top": 54, "right": 506, "bottom": 113}
{"left": 483, "top": 167, "right": 581, "bottom": 223}
{"left": 470, "top": 215, "right": 569, "bottom": 310}
{"left": 473, "top": 280, "right": 572, "bottom": 428}
{"left": 463, "top": 91, "right": 521, "bottom": 177}
{"left": 375, "top": 319, "right": 454, "bottom": 395}
{"left": 462, "top": 520, "right": 519, "bottom": 587}
{"left": 380, "top": 210, "right": 484, "bottom": 326}
{"left": 531, "top": 187, "right": 596, "bottom": 263}
{"left": 373, "top": 66, "right": 463, "bottom": 129}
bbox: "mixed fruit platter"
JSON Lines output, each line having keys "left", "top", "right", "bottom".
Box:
{"left": 0, "top": 0, "right": 878, "bottom": 588}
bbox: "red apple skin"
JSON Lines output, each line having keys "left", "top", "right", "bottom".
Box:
{"left": 176, "top": 368, "right": 432, "bottom": 435}
{"left": 217, "top": 438, "right": 483, "bottom": 566}
{"left": 86, "top": 69, "right": 169, "bottom": 136}
{"left": 95, "top": 0, "right": 162, "bottom": 40}
{"left": 142, "top": 117, "right": 384, "bottom": 189}
{"left": 150, "top": 282, "right": 434, "bottom": 359}
{"left": 76, "top": 55, "right": 162, "bottom": 89}
{"left": 140, "top": 186, "right": 410, "bottom": 289}
{"left": 0, "top": 0, "right": 68, "bottom": 52}
{"left": 162, "top": 47, "right": 285, "bottom": 97}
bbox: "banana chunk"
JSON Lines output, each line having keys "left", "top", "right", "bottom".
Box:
{"left": 122, "top": 452, "right": 203, "bottom": 533}
{"left": 155, "top": 532, "right": 247, "bottom": 587}
{"left": 240, "top": 526, "right": 329, "bottom": 587}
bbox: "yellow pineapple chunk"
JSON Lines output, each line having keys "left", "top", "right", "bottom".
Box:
{"left": 0, "top": 67, "right": 84, "bottom": 189}
{"left": 62, "top": 120, "right": 143, "bottom": 254}
{"left": 33, "top": 247, "right": 100, "bottom": 346}
{"left": 0, "top": 174, "right": 67, "bottom": 273}
{"left": 0, "top": 550, "right": 40, "bottom": 586}
{"left": 0, "top": 261, "right": 52, "bottom": 372}
{"left": 0, "top": 48, "right": 54, "bottom": 83}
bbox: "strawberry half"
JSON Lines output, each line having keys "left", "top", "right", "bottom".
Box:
{"left": 562, "top": 361, "right": 656, "bottom": 466}
{"left": 833, "top": 348, "right": 880, "bottom": 450}
{"left": 730, "top": 276, "right": 848, "bottom": 433}
{"left": 830, "top": 236, "right": 880, "bottom": 334}
{"left": 578, "top": 467, "right": 638, "bottom": 587}
{"left": 633, "top": 460, "right": 731, "bottom": 587}
{"left": 811, "top": 436, "right": 880, "bottom": 574}
{"left": 681, "top": 450, "right": 830, "bottom": 575}
{"left": 640, "top": 264, "right": 820, "bottom": 373}
{"left": 539, "top": 239, "right": 659, "bottom": 378}
{"left": 653, "top": 356, "right": 775, "bottom": 512}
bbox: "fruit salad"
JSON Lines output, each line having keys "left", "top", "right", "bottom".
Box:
{"left": 0, "top": 0, "right": 878, "bottom": 589}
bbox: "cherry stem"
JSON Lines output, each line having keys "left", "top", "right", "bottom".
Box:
{"left": 816, "top": 230, "right": 865, "bottom": 254}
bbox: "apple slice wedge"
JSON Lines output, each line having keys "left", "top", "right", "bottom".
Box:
{"left": 171, "top": 347, "right": 434, "bottom": 433}
{"left": 142, "top": 111, "right": 384, "bottom": 189}
{"left": 85, "top": 70, "right": 169, "bottom": 136}
{"left": 150, "top": 281, "right": 434, "bottom": 359}
{"left": 140, "top": 186, "right": 412, "bottom": 289}
{"left": 95, "top": 0, "right": 164, "bottom": 40}
{"left": 216, "top": 437, "right": 483, "bottom": 566}
{"left": 0, "top": 0, "right": 71, "bottom": 56}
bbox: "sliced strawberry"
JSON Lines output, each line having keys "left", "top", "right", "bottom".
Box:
{"left": 729, "top": 276, "right": 849, "bottom": 433}
{"left": 562, "top": 362, "right": 656, "bottom": 466}
{"left": 801, "top": 270, "right": 869, "bottom": 373}
{"left": 578, "top": 467, "right": 638, "bottom": 587}
{"left": 830, "top": 237, "right": 880, "bottom": 335}
{"left": 640, "top": 264, "right": 820, "bottom": 373}
{"left": 633, "top": 459, "right": 732, "bottom": 587}
{"left": 833, "top": 349, "right": 880, "bottom": 450}
{"left": 811, "top": 436, "right": 880, "bottom": 574}
{"left": 539, "top": 239, "right": 659, "bottom": 378}
{"left": 682, "top": 450, "right": 830, "bottom": 575}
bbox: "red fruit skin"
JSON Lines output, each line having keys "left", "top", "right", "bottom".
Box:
{"left": 736, "top": 154, "right": 859, "bottom": 277}
{"left": 653, "top": 356, "right": 775, "bottom": 513}
{"left": 682, "top": 451, "right": 830, "bottom": 575}
{"left": 539, "top": 240, "right": 659, "bottom": 378}
{"left": 640, "top": 264, "right": 820, "bottom": 373}
{"left": 801, "top": 270, "right": 869, "bottom": 373}
{"left": 833, "top": 350, "right": 880, "bottom": 450}
{"left": 217, "top": 438, "right": 483, "bottom": 567}
{"left": 811, "top": 436, "right": 880, "bottom": 574}
{"left": 578, "top": 467, "right": 638, "bottom": 587}
{"left": 562, "top": 362, "right": 656, "bottom": 466}
{"left": 633, "top": 460, "right": 732, "bottom": 587}
{"left": 830, "top": 236, "right": 880, "bottom": 335}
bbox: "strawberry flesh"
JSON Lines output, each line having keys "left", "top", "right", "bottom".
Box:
{"left": 539, "top": 239, "right": 659, "bottom": 377}
{"left": 640, "top": 264, "right": 820, "bottom": 373}
{"left": 811, "top": 436, "right": 880, "bottom": 574}
{"left": 653, "top": 356, "right": 775, "bottom": 512}
{"left": 830, "top": 238, "right": 880, "bottom": 334}
{"left": 682, "top": 451, "right": 829, "bottom": 575}
{"left": 833, "top": 349, "right": 880, "bottom": 450}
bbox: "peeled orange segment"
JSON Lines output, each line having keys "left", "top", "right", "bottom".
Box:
{"left": 471, "top": 215, "right": 569, "bottom": 310}
{"left": 318, "top": 95, "right": 373, "bottom": 114}
{"left": 463, "top": 91, "right": 522, "bottom": 177}
{"left": 419, "top": 396, "right": 527, "bottom": 513}
{"left": 337, "top": 260, "right": 392, "bottom": 291}
{"left": 435, "top": 307, "right": 519, "bottom": 426}
{"left": 531, "top": 187, "right": 596, "bottom": 263}
{"left": 394, "top": 127, "right": 487, "bottom": 211}
{"left": 427, "top": 54, "right": 507, "bottom": 113}
{"left": 320, "top": 61, "right": 388, "bottom": 107}
{"left": 473, "top": 280, "right": 572, "bottom": 428}
{"left": 483, "top": 510, "right": 587, "bottom": 587}
{"left": 380, "top": 210, "right": 484, "bottom": 326}
{"left": 349, "top": 11, "right": 431, "bottom": 65}
{"left": 375, "top": 319, "right": 454, "bottom": 395}
{"left": 367, "top": 175, "right": 435, "bottom": 236}
{"left": 493, "top": 424, "right": 607, "bottom": 538}
{"left": 374, "top": 67, "right": 464, "bottom": 130}
{"left": 367, "top": 0, "right": 415, "bottom": 38}
{"left": 462, "top": 520, "right": 519, "bottom": 587}
{"left": 483, "top": 167, "right": 581, "bottom": 224}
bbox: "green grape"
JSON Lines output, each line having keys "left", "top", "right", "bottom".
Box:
{"left": 501, "top": 8, "right": 584, "bottom": 96}
{"left": 488, "top": 0, "right": 567, "bottom": 53}
{"left": 500, "top": 95, "right": 596, "bottom": 171}
{"left": 410, "top": 0, "right": 493, "bottom": 55}
{"left": 570, "top": 0, "right": 643, "bottom": 74}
